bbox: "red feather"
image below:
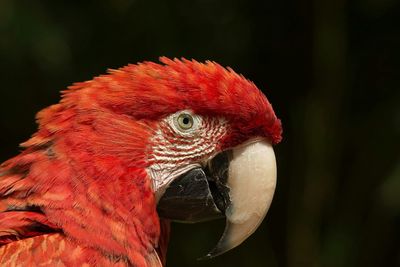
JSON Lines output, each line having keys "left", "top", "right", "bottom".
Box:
{"left": 0, "top": 57, "right": 281, "bottom": 266}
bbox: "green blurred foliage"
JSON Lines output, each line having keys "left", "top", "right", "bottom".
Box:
{"left": 0, "top": 0, "right": 399, "bottom": 266}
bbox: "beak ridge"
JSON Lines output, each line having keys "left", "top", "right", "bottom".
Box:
{"left": 156, "top": 139, "right": 277, "bottom": 258}
{"left": 204, "top": 139, "right": 277, "bottom": 258}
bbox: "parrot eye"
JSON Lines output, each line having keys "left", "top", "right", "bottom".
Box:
{"left": 176, "top": 113, "right": 194, "bottom": 130}
{"left": 169, "top": 110, "right": 201, "bottom": 135}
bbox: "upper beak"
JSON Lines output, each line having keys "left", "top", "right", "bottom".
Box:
{"left": 157, "top": 138, "right": 277, "bottom": 257}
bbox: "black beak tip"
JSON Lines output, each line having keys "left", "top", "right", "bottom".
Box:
{"left": 197, "top": 242, "right": 227, "bottom": 261}
{"left": 198, "top": 246, "right": 227, "bottom": 260}
{"left": 197, "top": 254, "right": 213, "bottom": 261}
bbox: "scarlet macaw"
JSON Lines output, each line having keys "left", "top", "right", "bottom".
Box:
{"left": 0, "top": 57, "right": 282, "bottom": 266}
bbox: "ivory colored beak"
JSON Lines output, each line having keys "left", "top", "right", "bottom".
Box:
{"left": 204, "top": 139, "right": 277, "bottom": 258}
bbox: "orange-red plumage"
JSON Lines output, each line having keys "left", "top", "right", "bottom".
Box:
{"left": 0, "top": 58, "right": 281, "bottom": 266}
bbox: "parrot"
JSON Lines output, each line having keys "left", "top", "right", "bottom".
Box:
{"left": 0, "top": 57, "right": 282, "bottom": 266}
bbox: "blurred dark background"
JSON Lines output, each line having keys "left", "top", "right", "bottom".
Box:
{"left": 0, "top": 0, "right": 399, "bottom": 266}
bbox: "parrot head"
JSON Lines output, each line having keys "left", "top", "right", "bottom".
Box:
{"left": 4, "top": 57, "right": 281, "bottom": 264}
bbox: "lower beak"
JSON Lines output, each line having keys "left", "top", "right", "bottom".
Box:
{"left": 157, "top": 139, "right": 277, "bottom": 257}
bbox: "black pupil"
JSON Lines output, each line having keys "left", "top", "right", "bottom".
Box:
{"left": 182, "top": 117, "right": 190, "bottom": 125}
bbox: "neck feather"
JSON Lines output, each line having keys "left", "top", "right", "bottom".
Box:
{"left": 0, "top": 140, "right": 160, "bottom": 265}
